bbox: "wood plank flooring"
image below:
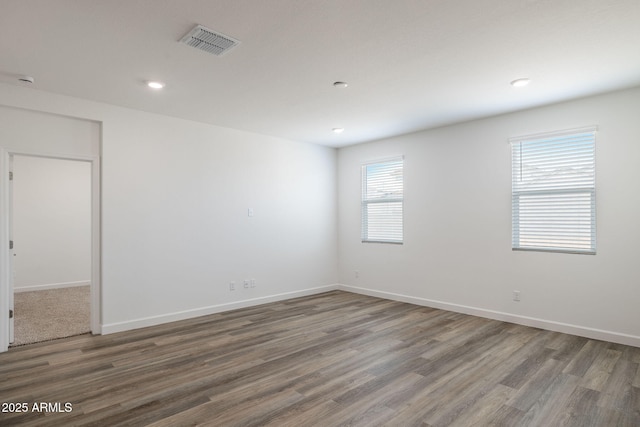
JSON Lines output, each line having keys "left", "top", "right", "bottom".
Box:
{"left": 1, "top": 290, "right": 639, "bottom": 426}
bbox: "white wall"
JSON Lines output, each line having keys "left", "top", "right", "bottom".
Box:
{"left": 0, "top": 105, "right": 100, "bottom": 157}
{"left": 0, "top": 82, "right": 338, "bottom": 333}
{"left": 12, "top": 156, "right": 91, "bottom": 291}
{"left": 100, "top": 112, "right": 338, "bottom": 330}
{"left": 3, "top": 82, "right": 639, "bottom": 347}
{"left": 338, "top": 87, "right": 640, "bottom": 346}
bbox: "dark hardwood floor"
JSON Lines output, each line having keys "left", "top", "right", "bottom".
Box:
{"left": 1, "top": 290, "right": 639, "bottom": 426}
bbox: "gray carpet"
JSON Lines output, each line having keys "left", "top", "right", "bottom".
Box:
{"left": 11, "top": 286, "right": 90, "bottom": 346}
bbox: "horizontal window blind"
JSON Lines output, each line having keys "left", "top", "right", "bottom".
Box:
{"left": 511, "top": 128, "right": 596, "bottom": 254}
{"left": 362, "top": 157, "right": 403, "bottom": 243}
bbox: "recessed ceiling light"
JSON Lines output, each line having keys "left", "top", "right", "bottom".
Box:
{"left": 147, "top": 81, "right": 165, "bottom": 89}
{"left": 510, "top": 78, "right": 530, "bottom": 87}
{"left": 332, "top": 128, "right": 345, "bottom": 134}
{"left": 333, "top": 81, "right": 348, "bottom": 88}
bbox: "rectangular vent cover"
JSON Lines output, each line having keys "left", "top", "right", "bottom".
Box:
{"left": 180, "top": 25, "right": 240, "bottom": 56}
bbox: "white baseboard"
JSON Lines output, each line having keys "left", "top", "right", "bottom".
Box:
{"left": 102, "top": 284, "right": 340, "bottom": 335}
{"left": 337, "top": 284, "right": 640, "bottom": 348}
{"left": 100, "top": 283, "right": 640, "bottom": 348}
{"left": 14, "top": 280, "right": 90, "bottom": 293}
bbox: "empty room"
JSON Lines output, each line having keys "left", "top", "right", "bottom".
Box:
{"left": 1, "top": 1, "right": 639, "bottom": 426}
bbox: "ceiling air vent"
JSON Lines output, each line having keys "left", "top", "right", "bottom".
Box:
{"left": 180, "top": 25, "right": 240, "bottom": 56}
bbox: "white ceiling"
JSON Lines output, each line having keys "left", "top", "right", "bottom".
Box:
{"left": 1, "top": 0, "right": 639, "bottom": 148}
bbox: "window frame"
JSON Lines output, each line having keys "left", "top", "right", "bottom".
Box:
{"left": 361, "top": 156, "right": 404, "bottom": 244}
{"left": 510, "top": 127, "right": 597, "bottom": 255}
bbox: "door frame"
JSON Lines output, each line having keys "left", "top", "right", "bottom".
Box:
{"left": 0, "top": 148, "right": 101, "bottom": 352}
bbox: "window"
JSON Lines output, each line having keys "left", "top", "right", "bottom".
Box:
{"left": 511, "top": 127, "right": 596, "bottom": 254}
{"left": 362, "top": 157, "right": 403, "bottom": 243}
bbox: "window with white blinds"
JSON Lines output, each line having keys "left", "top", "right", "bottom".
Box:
{"left": 362, "top": 157, "right": 403, "bottom": 244}
{"left": 511, "top": 127, "right": 596, "bottom": 254}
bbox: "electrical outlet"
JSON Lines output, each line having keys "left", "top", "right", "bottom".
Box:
{"left": 513, "top": 290, "right": 521, "bottom": 302}
{"left": 244, "top": 280, "right": 249, "bottom": 289}
{"left": 250, "top": 279, "right": 256, "bottom": 288}
{"left": 229, "top": 282, "right": 235, "bottom": 291}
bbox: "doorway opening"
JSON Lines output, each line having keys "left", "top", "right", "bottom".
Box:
{"left": 0, "top": 108, "right": 101, "bottom": 353}
{"left": 9, "top": 155, "right": 92, "bottom": 346}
